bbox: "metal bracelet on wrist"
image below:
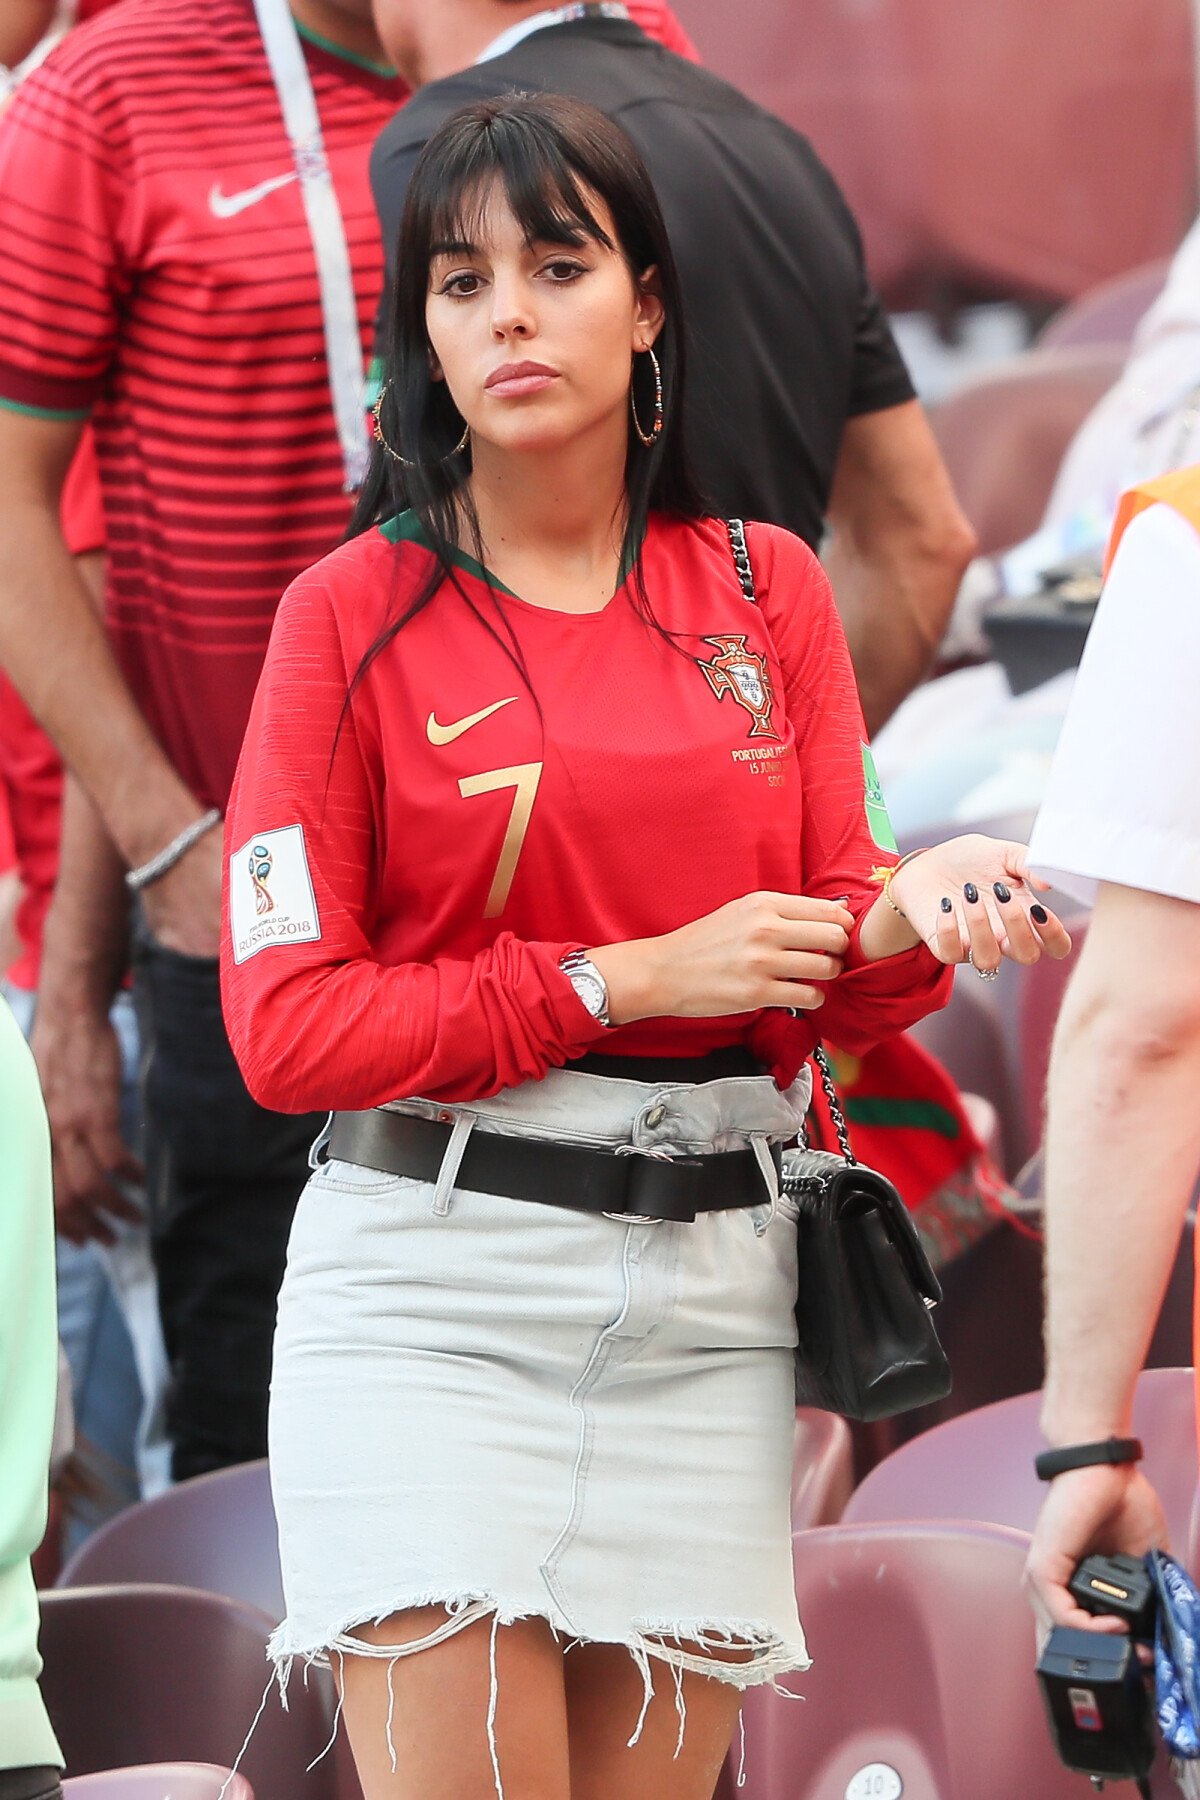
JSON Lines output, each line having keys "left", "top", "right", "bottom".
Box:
{"left": 873, "top": 846, "right": 929, "bottom": 922}
{"left": 125, "top": 808, "right": 222, "bottom": 893}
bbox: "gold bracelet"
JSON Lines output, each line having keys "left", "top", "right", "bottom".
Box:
{"left": 869, "top": 847, "right": 929, "bottom": 921}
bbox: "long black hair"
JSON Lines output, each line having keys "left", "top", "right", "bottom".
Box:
{"left": 347, "top": 90, "right": 708, "bottom": 685}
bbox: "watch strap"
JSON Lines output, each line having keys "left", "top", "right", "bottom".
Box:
{"left": 1034, "top": 1436, "right": 1144, "bottom": 1481}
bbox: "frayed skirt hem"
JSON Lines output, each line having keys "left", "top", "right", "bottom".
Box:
{"left": 242, "top": 1597, "right": 809, "bottom": 1799}
{"left": 268, "top": 1598, "right": 813, "bottom": 1706}
{"left": 268, "top": 1591, "right": 811, "bottom": 1698}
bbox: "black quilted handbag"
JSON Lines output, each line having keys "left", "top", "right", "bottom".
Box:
{"left": 722, "top": 518, "right": 952, "bottom": 1423}
{"left": 783, "top": 1048, "right": 953, "bottom": 1422}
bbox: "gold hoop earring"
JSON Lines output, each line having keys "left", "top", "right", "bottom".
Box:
{"left": 630, "top": 345, "right": 664, "bottom": 447}
{"left": 372, "top": 381, "right": 470, "bottom": 467}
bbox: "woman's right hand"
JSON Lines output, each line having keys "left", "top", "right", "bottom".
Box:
{"left": 592, "top": 891, "right": 853, "bottom": 1025}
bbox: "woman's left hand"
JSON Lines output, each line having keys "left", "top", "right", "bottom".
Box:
{"left": 887, "top": 835, "right": 1074, "bottom": 973}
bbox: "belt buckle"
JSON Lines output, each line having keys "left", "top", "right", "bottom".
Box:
{"left": 604, "top": 1143, "right": 672, "bottom": 1224}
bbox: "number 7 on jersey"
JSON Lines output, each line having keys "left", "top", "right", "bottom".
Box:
{"left": 458, "top": 762, "right": 544, "bottom": 918}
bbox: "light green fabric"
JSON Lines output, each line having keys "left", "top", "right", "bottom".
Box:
{"left": 0, "top": 1000, "right": 63, "bottom": 1771}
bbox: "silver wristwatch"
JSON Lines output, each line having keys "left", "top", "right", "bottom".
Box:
{"left": 559, "top": 951, "right": 611, "bottom": 1027}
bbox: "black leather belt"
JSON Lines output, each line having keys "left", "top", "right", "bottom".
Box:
{"left": 326, "top": 1108, "right": 780, "bottom": 1224}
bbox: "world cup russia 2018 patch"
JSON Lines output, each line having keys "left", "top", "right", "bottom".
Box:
{"left": 229, "top": 824, "right": 321, "bottom": 963}
{"left": 861, "top": 742, "right": 898, "bottom": 853}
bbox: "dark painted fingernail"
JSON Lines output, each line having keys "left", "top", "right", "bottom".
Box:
{"left": 1031, "top": 903, "right": 1048, "bottom": 924}
{"left": 963, "top": 882, "right": 979, "bottom": 905}
{"left": 940, "top": 896, "right": 953, "bottom": 913}
{"left": 993, "top": 882, "right": 1011, "bottom": 903}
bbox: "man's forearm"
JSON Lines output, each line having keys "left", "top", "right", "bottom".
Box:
{"left": 1041, "top": 960, "right": 1200, "bottom": 1446}
{"left": 0, "top": 494, "right": 203, "bottom": 867}
{"left": 37, "top": 776, "right": 130, "bottom": 1015}
{"left": 0, "top": 0, "right": 57, "bottom": 68}
{"left": 822, "top": 402, "right": 976, "bottom": 735}
{"left": 825, "top": 532, "right": 964, "bottom": 735}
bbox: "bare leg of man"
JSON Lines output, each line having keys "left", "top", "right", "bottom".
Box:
{"left": 564, "top": 1640, "right": 747, "bottom": 1800}
{"left": 338, "top": 1607, "right": 572, "bottom": 1800}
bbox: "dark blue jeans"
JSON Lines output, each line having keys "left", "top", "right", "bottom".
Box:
{"left": 132, "top": 934, "right": 323, "bottom": 1482}
{"left": 0, "top": 1771, "right": 62, "bottom": 1800}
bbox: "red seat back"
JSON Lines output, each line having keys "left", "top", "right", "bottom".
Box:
{"left": 676, "top": 0, "right": 1194, "bottom": 306}
{"left": 792, "top": 1408, "right": 854, "bottom": 1530}
{"left": 1038, "top": 258, "right": 1172, "bottom": 351}
{"left": 1016, "top": 913, "right": 1088, "bottom": 1153}
{"left": 38, "top": 1585, "right": 339, "bottom": 1800}
{"left": 844, "top": 1368, "right": 1198, "bottom": 1561}
{"left": 57, "top": 1460, "right": 284, "bottom": 1623}
{"left": 717, "top": 1522, "right": 1082, "bottom": 1799}
{"left": 930, "top": 349, "right": 1123, "bottom": 553}
{"left": 63, "top": 1765, "right": 254, "bottom": 1800}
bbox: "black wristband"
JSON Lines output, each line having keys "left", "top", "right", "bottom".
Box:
{"left": 1035, "top": 1437, "right": 1144, "bottom": 1481}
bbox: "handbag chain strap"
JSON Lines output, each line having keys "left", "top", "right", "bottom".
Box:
{"left": 812, "top": 1045, "right": 857, "bottom": 1166}
{"left": 724, "top": 519, "right": 857, "bottom": 1171}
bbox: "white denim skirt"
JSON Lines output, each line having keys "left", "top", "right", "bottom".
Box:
{"left": 267, "top": 1063, "right": 813, "bottom": 1731}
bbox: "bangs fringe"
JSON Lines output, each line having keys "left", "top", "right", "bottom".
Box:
{"left": 426, "top": 111, "right": 618, "bottom": 261}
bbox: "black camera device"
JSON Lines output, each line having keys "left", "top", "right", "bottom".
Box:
{"left": 1036, "top": 1553, "right": 1157, "bottom": 1783}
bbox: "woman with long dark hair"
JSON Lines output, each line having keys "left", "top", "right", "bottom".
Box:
{"left": 221, "top": 92, "right": 1068, "bottom": 1800}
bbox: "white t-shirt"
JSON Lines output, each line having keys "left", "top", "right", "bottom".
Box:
{"left": 1028, "top": 500, "right": 1200, "bottom": 907}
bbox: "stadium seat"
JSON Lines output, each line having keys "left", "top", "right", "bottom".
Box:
{"left": 848, "top": 1199, "right": 1047, "bottom": 1481}
{"left": 910, "top": 967, "right": 1017, "bottom": 1173}
{"left": 57, "top": 1460, "right": 284, "bottom": 1622}
{"left": 843, "top": 1368, "right": 1197, "bottom": 1561}
{"left": 681, "top": 0, "right": 1192, "bottom": 310}
{"left": 1037, "top": 257, "right": 1171, "bottom": 351}
{"left": 38, "top": 1585, "right": 341, "bottom": 1800}
{"left": 63, "top": 1765, "right": 253, "bottom": 1799}
{"left": 930, "top": 346, "right": 1123, "bottom": 555}
{"left": 791, "top": 1409, "right": 854, "bottom": 1530}
{"left": 715, "top": 1522, "right": 1082, "bottom": 1800}
{"left": 1013, "top": 912, "right": 1088, "bottom": 1161}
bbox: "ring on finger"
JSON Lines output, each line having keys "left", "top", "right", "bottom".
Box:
{"left": 967, "top": 948, "right": 1000, "bottom": 982}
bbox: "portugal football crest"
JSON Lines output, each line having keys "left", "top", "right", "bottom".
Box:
{"left": 699, "top": 636, "right": 779, "bottom": 739}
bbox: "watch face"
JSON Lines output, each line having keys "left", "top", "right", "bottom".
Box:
{"left": 572, "top": 971, "right": 606, "bottom": 1019}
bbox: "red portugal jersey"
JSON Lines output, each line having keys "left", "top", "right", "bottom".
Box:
{"left": 0, "top": 774, "right": 13, "bottom": 876}
{"left": 0, "top": 676, "right": 64, "bottom": 990}
{"left": 0, "top": 428, "right": 107, "bottom": 989}
{"left": 0, "top": 0, "right": 406, "bottom": 812}
{"left": 626, "top": 1, "right": 699, "bottom": 59}
{"left": 221, "top": 515, "right": 949, "bottom": 1112}
{"left": 60, "top": 428, "right": 105, "bottom": 558}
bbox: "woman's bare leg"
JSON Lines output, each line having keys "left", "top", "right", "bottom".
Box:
{"left": 338, "top": 1607, "right": 571, "bottom": 1800}
{"left": 564, "top": 1641, "right": 746, "bottom": 1800}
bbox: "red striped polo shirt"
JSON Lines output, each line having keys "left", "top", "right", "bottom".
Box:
{"left": 0, "top": 0, "right": 405, "bottom": 811}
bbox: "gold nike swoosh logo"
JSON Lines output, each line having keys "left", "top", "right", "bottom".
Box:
{"left": 426, "top": 697, "right": 518, "bottom": 745}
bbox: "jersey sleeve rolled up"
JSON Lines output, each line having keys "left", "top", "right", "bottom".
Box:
{"left": 220, "top": 561, "right": 604, "bottom": 1114}
{"left": 747, "top": 524, "right": 950, "bottom": 1073}
{"left": 0, "top": 55, "right": 127, "bottom": 416}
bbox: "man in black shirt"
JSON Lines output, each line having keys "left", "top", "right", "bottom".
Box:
{"left": 370, "top": 0, "right": 976, "bottom": 730}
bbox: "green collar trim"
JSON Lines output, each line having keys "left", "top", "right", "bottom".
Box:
{"left": 379, "top": 510, "right": 521, "bottom": 600}
{"left": 379, "top": 508, "right": 643, "bottom": 606}
{"left": 0, "top": 396, "right": 89, "bottom": 422}
{"left": 293, "top": 17, "right": 397, "bottom": 79}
